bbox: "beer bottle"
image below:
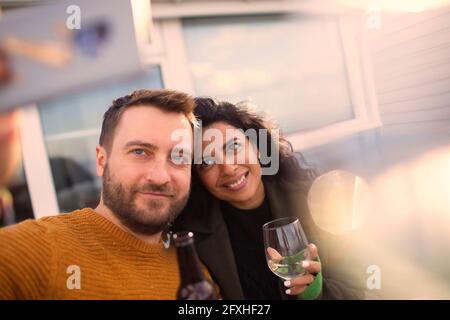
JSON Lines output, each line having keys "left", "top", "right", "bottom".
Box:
{"left": 173, "top": 231, "right": 217, "bottom": 300}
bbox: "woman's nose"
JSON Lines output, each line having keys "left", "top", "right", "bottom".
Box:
{"left": 219, "top": 162, "right": 238, "bottom": 176}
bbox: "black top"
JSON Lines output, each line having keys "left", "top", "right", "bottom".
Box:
{"left": 221, "top": 197, "right": 283, "bottom": 300}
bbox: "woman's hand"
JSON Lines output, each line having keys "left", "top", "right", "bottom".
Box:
{"left": 284, "top": 243, "right": 321, "bottom": 295}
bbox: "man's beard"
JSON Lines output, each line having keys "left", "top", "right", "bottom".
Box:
{"left": 102, "top": 164, "right": 189, "bottom": 236}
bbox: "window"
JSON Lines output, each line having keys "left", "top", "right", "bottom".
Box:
{"left": 158, "top": 8, "right": 381, "bottom": 150}
{"left": 182, "top": 14, "right": 354, "bottom": 134}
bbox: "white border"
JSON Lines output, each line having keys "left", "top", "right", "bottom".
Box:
{"left": 18, "top": 105, "right": 59, "bottom": 218}
{"left": 157, "top": 19, "right": 195, "bottom": 93}
{"left": 286, "top": 15, "right": 382, "bottom": 151}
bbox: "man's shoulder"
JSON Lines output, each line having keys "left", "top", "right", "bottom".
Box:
{"left": 0, "top": 208, "right": 93, "bottom": 241}
{"left": 39, "top": 208, "right": 93, "bottom": 227}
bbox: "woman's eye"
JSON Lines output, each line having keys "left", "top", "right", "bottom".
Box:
{"left": 172, "top": 155, "right": 190, "bottom": 165}
{"left": 171, "top": 149, "right": 191, "bottom": 165}
{"left": 227, "top": 142, "right": 243, "bottom": 153}
{"left": 202, "top": 157, "right": 215, "bottom": 167}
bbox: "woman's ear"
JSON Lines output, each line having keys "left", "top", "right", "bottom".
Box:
{"left": 96, "top": 145, "right": 107, "bottom": 177}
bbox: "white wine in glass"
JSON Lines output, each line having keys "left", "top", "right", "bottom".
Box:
{"left": 263, "top": 217, "right": 309, "bottom": 280}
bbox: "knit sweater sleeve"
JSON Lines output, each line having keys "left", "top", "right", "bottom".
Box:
{"left": 0, "top": 220, "right": 53, "bottom": 299}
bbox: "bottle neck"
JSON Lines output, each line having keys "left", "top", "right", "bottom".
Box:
{"left": 176, "top": 242, "right": 206, "bottom": 286}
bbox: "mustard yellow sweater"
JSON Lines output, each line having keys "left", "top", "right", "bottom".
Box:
{"left": 0, "top": 208, "right": 185, "bottom": 299}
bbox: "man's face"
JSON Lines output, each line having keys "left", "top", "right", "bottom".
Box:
{"left": 97, "top": 106, "right": 193, "bottom": 235}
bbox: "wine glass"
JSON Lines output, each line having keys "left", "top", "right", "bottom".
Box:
{"left": 262, "top": 217, "right": 309, "bottom": 280}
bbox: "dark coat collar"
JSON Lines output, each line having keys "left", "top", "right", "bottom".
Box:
{"left": 175, "top": 178, "right": 311, "bottom": 234}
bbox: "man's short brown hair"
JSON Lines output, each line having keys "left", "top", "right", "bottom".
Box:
{"left": 99, "top": 89, "right": 196, "bottom": 152}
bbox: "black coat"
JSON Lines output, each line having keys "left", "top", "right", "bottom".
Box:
{"left": 173, "top": 177, "right": 366, "bottom": 300}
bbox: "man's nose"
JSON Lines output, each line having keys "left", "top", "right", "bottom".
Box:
{"left": 145, "top": 158, "right": 171, "bottom": 185}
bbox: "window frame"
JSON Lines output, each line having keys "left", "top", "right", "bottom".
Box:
{"left": 18, "top": 105, "right": 60, "bottom": 219}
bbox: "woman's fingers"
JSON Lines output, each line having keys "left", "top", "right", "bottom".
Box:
{"left": 284, "top": 273, "right": 315, "bottom": 288}
{"left": 285, "top": 285, "right": 307, "bottom": 295}
{"left": 301, "top": 260, "right": 321, "bottom": 274}
{"left": 283, "top": 255, "right": 322, "bottom": 296}
{"left": 307, "top": 243, "right": 318, "bottom": 260}
{"left": 283, "top": 274, "right": 315, "bottom": 295}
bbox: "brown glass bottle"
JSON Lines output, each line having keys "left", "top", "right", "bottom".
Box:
{"left": 173, "top": 231, "right": 217, "bottom": 300}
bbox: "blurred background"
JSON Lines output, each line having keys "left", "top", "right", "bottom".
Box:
{"left": 0, "top": 0, "right": 449, "bottom": 299}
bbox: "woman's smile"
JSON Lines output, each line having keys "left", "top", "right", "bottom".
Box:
{"left": 221, "top": 171, "right": 250, "bottom": 191}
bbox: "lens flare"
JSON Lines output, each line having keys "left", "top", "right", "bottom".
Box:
{"left": 307, "top": 147, "right": 450, "bottom": 298}
{"left": 307, "top": 170, "right": 372, "bottom": 235}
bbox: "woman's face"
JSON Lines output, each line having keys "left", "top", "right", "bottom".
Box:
{"left": 196, "top": 122, "right": 265, "bottom": 209}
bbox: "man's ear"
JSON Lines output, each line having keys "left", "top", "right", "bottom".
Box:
{"left": 96, "top": 145, "right": 107, "bottom": 177}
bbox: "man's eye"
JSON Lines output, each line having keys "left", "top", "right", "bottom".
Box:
{"left": 131, "top": 149, "right": 145, "bottom": 156}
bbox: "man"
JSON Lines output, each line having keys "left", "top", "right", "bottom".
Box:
{"left": 0, "top": 89, "right": 201, "bottom": 299}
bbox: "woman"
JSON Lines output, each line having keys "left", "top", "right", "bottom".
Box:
{"left": 173, "top": 97, "right": 364, "bottom": 300}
